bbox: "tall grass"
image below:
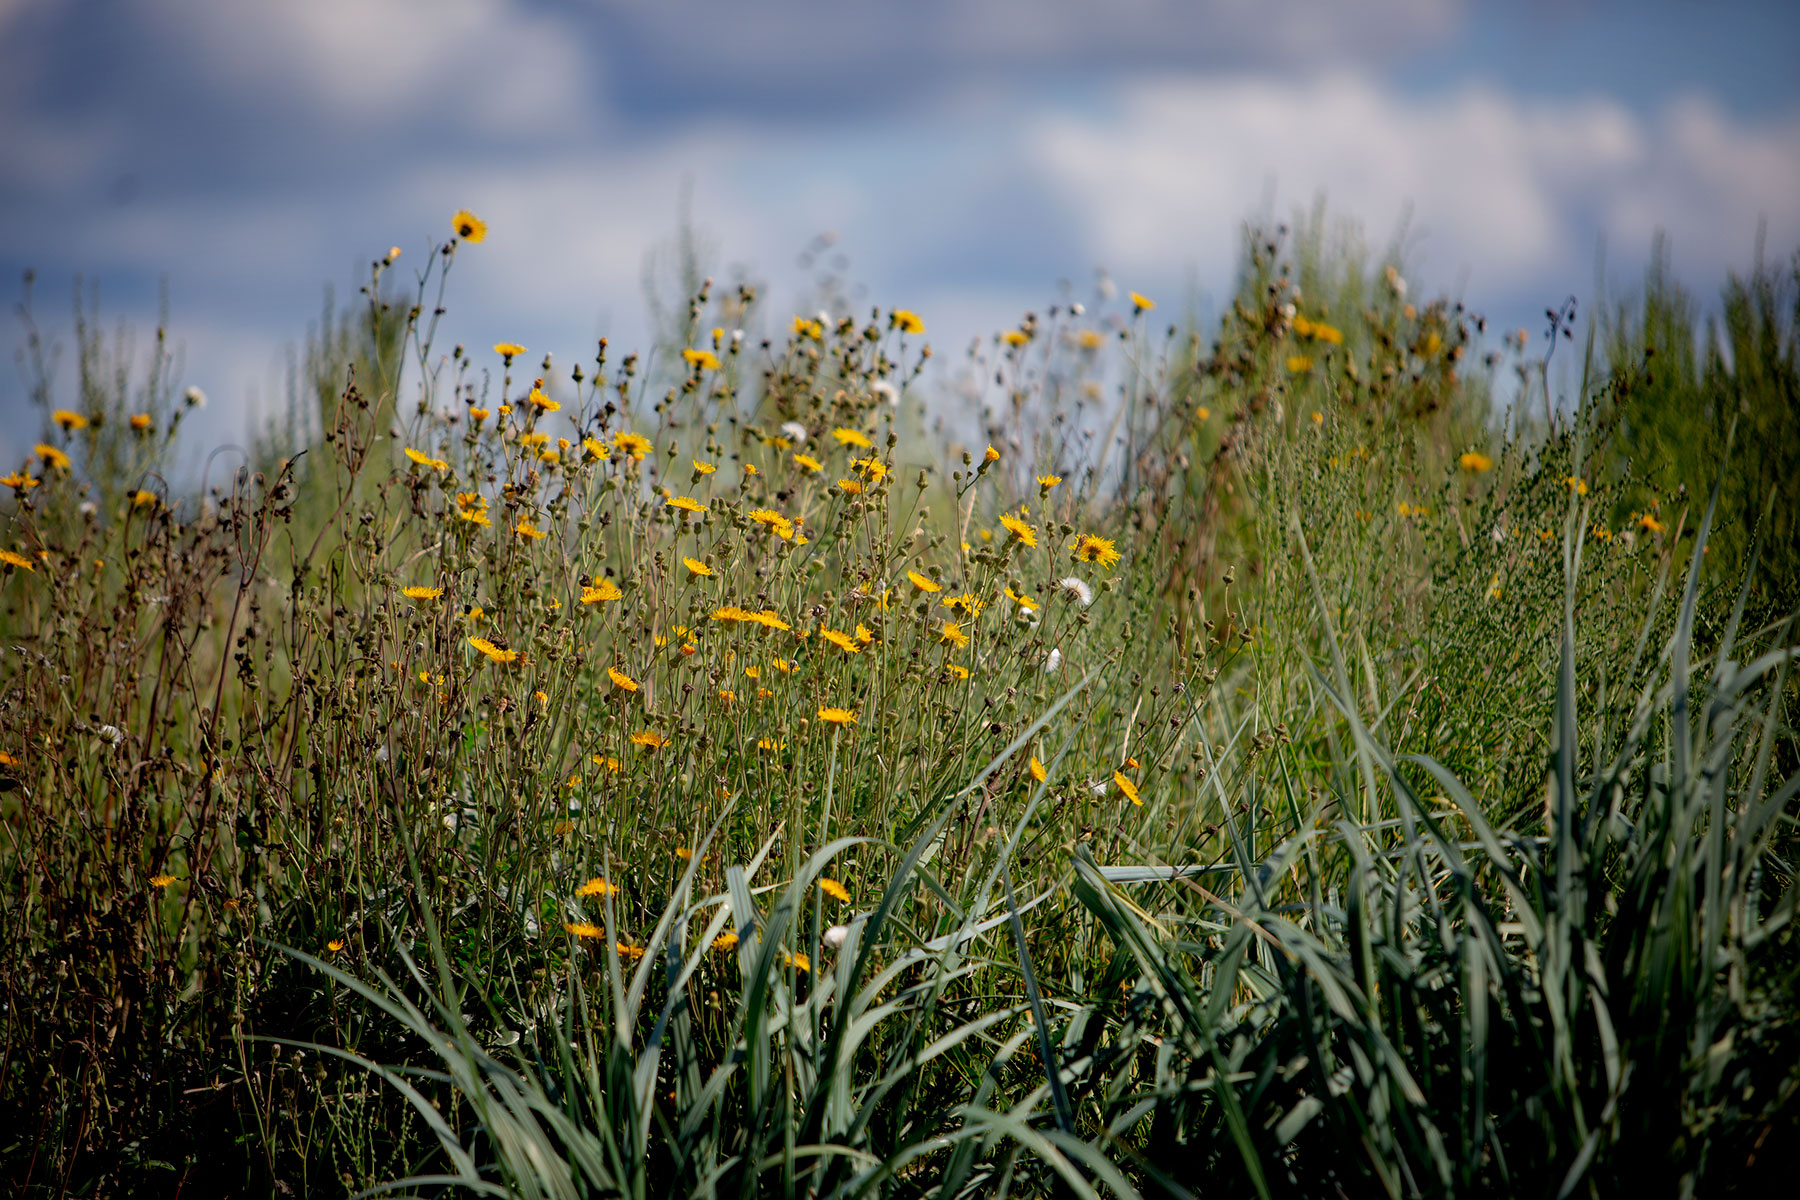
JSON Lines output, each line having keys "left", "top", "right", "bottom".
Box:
{"left": 2, "top": 212, "right": 1794, "bottom": 1196}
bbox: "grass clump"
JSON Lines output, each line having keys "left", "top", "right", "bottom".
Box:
{"left": 1, "top": 210, "right": 1795, "bottom": 1196}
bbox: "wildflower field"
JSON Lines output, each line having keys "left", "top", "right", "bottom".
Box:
{"left": 2, "top": 216, "right": 1797, "bottom": 1198}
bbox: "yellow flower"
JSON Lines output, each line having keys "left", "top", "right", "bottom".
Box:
{"left": 1310, "top": 410, "right": 1324, "bottom": 426}
{"left": 614, "top": 432, "right": 653, "bottom": 460}
{"left": 666, "top": 495, "right": 706, "bottom": 513}
{"left": 757, "top": 737, "right": 783, "bottom": 752}
{"left": 1313, "top": 322, "right": 1344, "bottom": 345}
{"left": 582, "top": 580, "right": 622, "bottom": 604}
{"left": 998, "top": 513, "right": 1036, "bottom": 546}
{"left": 1037, "top": 474, "right": 1061, "bottom": 489}
{"left": 713, "top": 931, "right": 739, "bottom": 953}
{"left": 1077, "top": 329, "right": 1105, "bottom": 350}
{"left": 832, "top": 427, "right": 873, "bottom": 449}
{"left": 1460, "top": 451, "right": 1494, "bottom": 473}
{"left": 837, "top": 478, "right": 864, "bottom": 495}
{"left": 1287, "top": 355, "right": 1313, "bottom": 373}
{"left": 468, "top": 636, "right": 518, "bottom": 664}
{"left": 894, "top": 309, "right": 925, "bottom": 334}
{"left": 131, "top": 489, "right": 158, "bottom": 509}
{"left": 0, "top": 751, "right": 19, "bottom": 766}
{"left": 630, "top": 730, "right": 666, "bottom": 749}
{"left": 1072, "top": 533, "right": 1121, "bottom": 568}
{"left": 1129, "top": 291, "right": 1155, "bottom": 312}
{"left": 404, "top": 447, "right": 450, "bottom": 471}
{"left": 906, "top": 570, "right": 941, "bottom": 593}
{"left": 852, "top": 457, "right": 887, "bottom": 481}
{"left": 564, "top": 922, "right": 605, "bottom": 939}
{"left": 1565, "top": 476, "right": 1589, "bottom": 496}
{"left": 52, "top": 409, "right": 88, "bottom": 431}
{"left": 452, "top": 210, "right": 487, "bottom": 243}
{"left": 129, "top": 414, "right": 152, "bottom": 432}
{"left": 527, "top": 387, "right": 559, "bottom": 412}
{"left": 327, "top": 939, "right": 344, "bottom": 952}
{"left": 855, "top": 623, "right": 875, "bottom": 644}
{"left": 1004, "top": 587, "right": 1037, "bottom": 611}
{"left": 617, "top": 942, "right": 646, "bottom": 961}
{"left": 1640, "top": 513, "right": 1666, "bottom": 533}
{"left": 794, "top": 453, "right": 823, "bottom": 473}
{"left": 693, "top": 459, "right": 717, "bottom": 474}
{"left": 819, "top": 877, "right": 850, "bottom": 902}
{"left": 983, "top": 445, "right": 1000, "bottom": 463}
{"left": 820, "top": 627, "right": 860, "bottom": 654}
{"left": 519, "top": 431, "right": 551, "bottom": 449}
{"left": 682, "top": 348, "right": 720, "bottom": 371}
{"left": 608, "top": 667, "right": 639, "bottom": 692}
{"left": 34, "top": 443, "right": 70, "bottom": 470}
{"left": 817, "top": 706, "right": 856, "bottom": 726}
{"left": 1113, "top": 771, "right": 1142, "bottom": 806}
{"left": 576, "top": 877, "right": 621, "bottom": 897}
{"left": 683, "top": 556, "right": 713, "bottom": 577}
{"left": 591, "top": 753, "right": 622, "bottom": 772}
{"left": 1002, "top": 329, "right": 1029, "bottom": 346}
{"left": 494, "top": 342, "right": 526, "bottom": 359}
{"left": 748, "top": 509, "right": 796, "bottom": 539}
{"left": 514, "top": 519, "right": 547, "bottom": 540}
{"left": 773, "top": 658, "right": 794, "bottom": 673}
{"left": 943, "top": 593, "right": 984, "bottom": 618}
{"left": 782, "top": 949, "right": 811, "bottom": 972}
{"left": 939, "top": 620, "right": 970, "bottom": 648}
{"left": 792, "top": 316, "right": 823, "bottom": 340}
{"left": 947, "top": 664, "right": 970, "bottom": 680}
{"left": 402, "top": 585, "right": 443, "bottom": 600}
{"left": 2, "top": 473, "right": 39, "bottom": 493}
{"left": 1029, "top": 757, "right": 1047, "bottom": 782}
{"left": 470, "top": 407, "right": 490, "bottom": 424}
{"left": 150, "top": 874, "right": 178, "bottom": 888}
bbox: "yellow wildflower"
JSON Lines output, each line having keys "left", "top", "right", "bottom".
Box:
{"left": 1029, "top": 757, "right": 1047, "bottom": 782}
{"left": 35, "top": 443, "right": 70, "bottom": 470}
{"left": 576, "top": 877, "right": 620, "bottom": 897}
{"left": 631, "top": 730, "right": 666, "bottom": 749}
{"left": 1129, "top": 291, "right": 1155, "bottom": 312}
{"left": 1287, "top": 356, "right": 1313, "bottom": 373}
{"left": 607, "top": 667, "right": 639, "bottom": 692}
{"left": 2, "top": 473, "right": 38, "bottom": 493}
{"left": 150, "top": 874, "right": 178, "bottom": 888}
{"left": 1640, "top": 513, "right": 1666, "bottom": 533}
{"left": 683, "top": 556, "right": 713, "bottom": 577}
{"left": 1460, "top": 451, "right": 1494, "bottom": 473}
{"left": 939, "top": 620, "right": 970, "bottom": 648}
{"left": 682, "top": 348, "right": 720, "bottom": 371}
{"left": 906, "top": 570, "right": 941, "bottom": 593}
{"left": 582, "top": 580, "right": 622, "bottom": 604}
{"left": 1005, "top": 587, "right": 1037, "bottom": 611}
{"left": 130, "top": 489, "right": 158, "bottom": 509}
{"left": 782, "top": 949, "right": 811, "bottom": 972}
{"left": 53, "top": 409, "right": 88, "bottom": 431}
{"left": 527, "top": 387, "right": 559, "bottom": 412}
{"left": 998, "top": 513, "right": 1036, "bottom": 546}
{"left": 894, "top": 309, "right": 924, "bottom": 334}
{"left": 817, "top": 706, "right": 856, "bottom": 726}
{"left": 1113, "top": 772, "right": 1142, "bottom": 806}
{"left": 837, "top": 479, "right": 864, "bottom": 495}
{"left": 564, "top": 922, "right": 605, "bottom": 939}
{"left": 1037, "top": 474, "right": 1061, "bottom": 489}
{"left": 821, "top": 627, "right": 860, "bottom": 654}
{"left": 832, "top": 427, "right": 873, "bottom": 449}
{"left": 1072, "top": 533, "right": 1121, "bottom": 568}
{"left": 401, "top": 585, "right": 443, "bottom": 601}
{"left": 852, "top": 457, "right": 887, "bottom": 481}
{"left": 713, "top": 931, "right": 739, "bottom": 953}
{"left": 792, "top": 316, "right": 823, "bottom": 340}
{"left": 468, "top": 636, "right": 518, "bottom": 664}
{"left": 1002, "top": 329, "right": 1029, "bottom": 346}
{"left": 819, "top": 877, "right": 849, "bottom": 902}
{"left": 451, "top": 210, "right": 487, "bottom": 242}
{"left": 667, "top": 495, "right": 706, "bottom": 513}
{"left": 693, "top": 459, "right": 717, "bottom": 474}
{"left": 984, "top": 445, "right": 1000, "bottom": 463}
{"left": 404, "top": 447, "right": 450, "bottom": 471}
{"left": 794, "top": 453, "right": 823, "bottom": 473}
{"left": 614, "top": 432, "right": 652, "bottom": 460}
{"left": 494, "top": 342, "right": 526, "bottom": 359}
{"left": 514, "top": 519, "right": 547, "bottom": 540}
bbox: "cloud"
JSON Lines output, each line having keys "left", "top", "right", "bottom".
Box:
{"left": 1028, "top": 73, "right": 1800, "bottom": 302}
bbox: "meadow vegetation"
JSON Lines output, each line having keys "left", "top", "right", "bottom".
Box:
{"left": 2, "top": 212, "right": 1796, "bottom": 1197}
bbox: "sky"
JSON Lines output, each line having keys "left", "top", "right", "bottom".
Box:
{"left": 2, "top": 0, "right": 1797, "bottom": 462}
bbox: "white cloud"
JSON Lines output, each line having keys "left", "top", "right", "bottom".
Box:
{"left": 147, "top": 0, "right": 592, "bottom": 135}
{"left": 1028, "top": 73, "right": 1799, "bottom": 298}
